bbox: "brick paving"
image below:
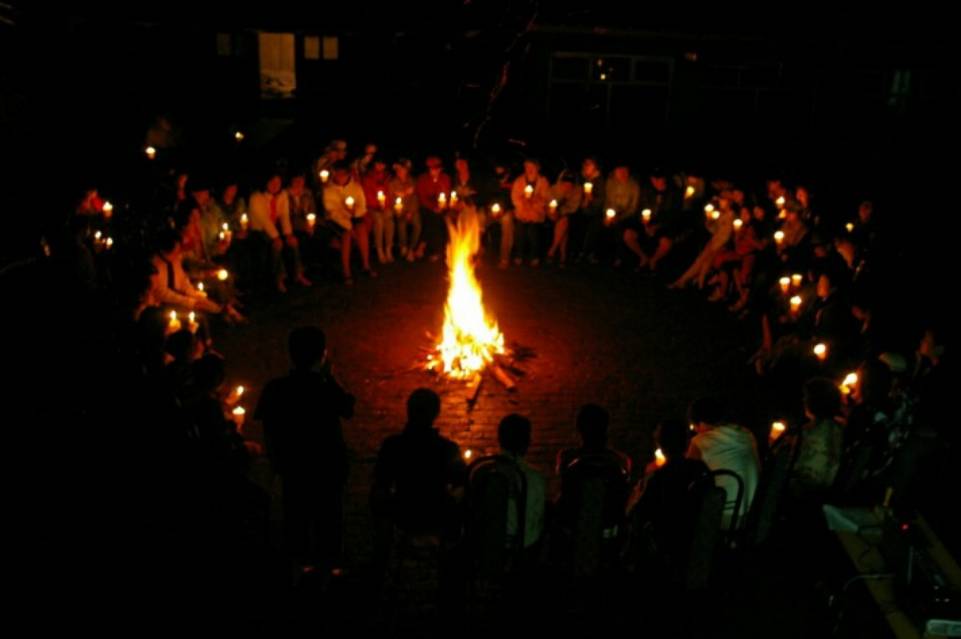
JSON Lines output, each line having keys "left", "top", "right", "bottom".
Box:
{"left": 215, "top": 256, "right": 758, "bottom": 566}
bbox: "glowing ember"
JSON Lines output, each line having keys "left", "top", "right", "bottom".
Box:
{"left": 428, "top": 210, "right": 505, "bottom": 379}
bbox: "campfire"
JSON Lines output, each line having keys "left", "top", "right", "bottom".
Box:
{"left": 427, "top": 209, "right": 507, "bottom": 381}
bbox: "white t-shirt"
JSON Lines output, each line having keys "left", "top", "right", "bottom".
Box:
{"left": 691, "top": 424, "right": 760, "bottom": 529}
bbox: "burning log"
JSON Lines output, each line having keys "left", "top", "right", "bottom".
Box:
{"left": 490, "top": 364, "right": 516, "bottom": 391}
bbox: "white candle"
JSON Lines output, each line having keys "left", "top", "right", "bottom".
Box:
{"left": 549, "top": 199, "right": 559, "bottom": 214}
{"left": 733, "top": 218, "right": 743, "bottom": 231}
{"left": 846, "top": 223, "right": 855, "bottom": 233}
{"left": 814, "top": 343, "right": 828, "bottom": 362}
{"left": 776, "top": 196, "right": 786, "bottom": 208}
{"left": 583, "top": 182, "right": 593, "bottom": 196}
{"left": 307, "top": 213, "right": 317, "bottom": 229}
{"left": 790, "top": 295, "right": 802, "bottom": 315}
{"left": 394, "top": 196, "right": 403, "bottom": 214}
{"left": 771, "top": 421, "right": 786, "bottom": 441}
{"left": 642, "top": 209, "right": 652, "bottom": 223}
{"left": 491, "top": 203, "right": 502, "bottom": 217}
{"left": 217, "top": 269, "right": 229, "bottom": 282}
{"left": 685, "top": 185, "right": 695, "bottom": 199}
{"left": 104, "top": 237, "right": 114, "bottom": 249}
{"left": 792, "top": 274, "right": 803, "bottom": 288}
{"left": 345, "top": 196, "right": 355, "bottom": 210}
{"left": 450, "top": 191, "right": 459, "bottom": 206}
{"left": 437, "top": 193, "right": 447, "bottom": 209}
{"left": 524, "top": 184, "right": 534, "bottom": 199}
{"left": 102, "top": 201, "right": 114, "bottom": 219}
{"left": 655, "top": 448, "right": 666, "bottom": 467}
{"left": 377, "top": 190, "right": 386, "bottom": 207}
{"left": 240, "top": 213, "right": 249, "bottom": 230}
{"left": 779, "top": 277, "right": 791, "bottom": 294}
{"left": 145, "top": 146, "right": 157, "bottom": 160}
{"left": 606, "top": 208, "right": 616, "bottom": 220}
{"left": 320, "top": 169, "right": 330, "bottom": 184}
{"left": 775, "top": 230, "right": 785, "bottom": 246}
{"left": 234, "top": 131, "right": 244, "bottom": 142}
{"left": 711, "top": 210, "right": 721, "bottom": 221}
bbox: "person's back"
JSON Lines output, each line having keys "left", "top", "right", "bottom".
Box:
{"left": 258, "top": 370, "right": 353, "bottom": 481}
{"left": 376, "top": 428, "right": 464, "bottom": 535}
{"left": 687, "top": 398, "right": 759, "bottom": 528}
{"left": 373, "top": 389, "right": 466, "bottom": 537}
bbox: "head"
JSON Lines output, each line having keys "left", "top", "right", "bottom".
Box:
{"left": 795, "top": 186, "right": 810, "bottom": 208}
{"left": 289, "top": 175, "right": 306, "bottom": 194}
{"left": 156, "top": 228, "right": 183, "bottom": 259}
{"left": 498, "top": 414, "right": 532, "bottom": 457}
{"left": 329, "top": 139, "right": 348, "bottom": 161}
{"left": 364, "top": 142, "right": 378, "bottom": 157}
{"left": 581, "top": 157, "right": 599, "bottom": 179}
{"left": 688, "top": 397, "right": 725, "bottom": 433}
{"left": 655, "top": 419, "right": 691, "bottom": 461}
{"left": 739, "top": 207, "right": 753, "bottom": 224}
{"left": 393, "top": 159, "right": 412, "bottom": 181}
{"left": 266, "top": 174, "right": 283, "bottom": 195}
{"left": 613, "top": 166, "right": 630, "bottom": 182}
{"left": 753, "top": 205, "right": 766, "bottom": 222}
{"left": 191, "top": 353, "right": 227, "bottom": 395}
{"left": 858, "top": 200, "right": 874, "bottom": 224}
{"left": 223, "top": 183, "right": 239, "bottom": 203}
{"left": 371, "top": 159, "right": 388, "bottom": 175}
{"left": 918, "top": 326, "right": 945, "bottom": 363}
{"left": 426, "top": 156, "right": 443, "bottom": 177}
{"left": 454, "top": 157, "right": 469, "bottom": 175}
{"left": 331, "top": 162, "right": 351, "bottom": 186}
{"left": 650, "top": 175, "right": 668, "bottom": 192}
{"left": 854, "top": 359, "right": 892, "bottom": 407}
{"left": 803, "top": 378, "right": 842, "bottom": 421}
{"left": 165, "top": 329, "right": 199, "bottom": 364}
{"left": 576, "top": 403, "right": 610, "bottom": 450}
{"left": 407, "top": 388, "right": 441, "bottom": 430}
{"left": 288, "top": 326, "right": 327, "bottom": 371}
{"left": 523, "top": 159, "right": 541, "bottom": 181}
{"left": 176, "top": 173, "right": 189, "bottom": 191}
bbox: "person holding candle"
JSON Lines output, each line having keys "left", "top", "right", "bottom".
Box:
{"left": 510, "top": 158, "right": 551, "bottom": 267}
{"left": 362, "top": 157, "right": 394, "bottom": 264}
{"left": 784, "top": 378, "right": 844, "bottom": 499}
{"left": 313, "top": 139, "right": 348, "bottom": 190}
{"left": 575, "top": 157, "right": 607, "bottom": 264}
{"left": 627, "top": 419, "right": 710, "bottom": 581}
{"left": 686, "top": 397, "right": 759, "bottom": 529}
{"left": 370, "top": 389, "right": 467, "bottom": 552}
{"left": 545, "top": 170, "right": 583, "bottom": 266}
{"left": 249, "top": 172, "right": 311, "bottom": 293}
{"left": 669, "top": 198, "right": 736, "bottom": 290}
{"left": 323, "top": 162, "right": 375, "bottom": 284}
{"left": 218, "top": 182, "right": 247, "bottom": 232}
{"left": 388, "top": 158, "right": 422, "bottom": 262}
{"left": 603, "top": 163, "right": 643, "bottom": 268}
{"left": 415, "top": 156, "right": 453, "bottom": 262}
{"left": 256, "top": 327, "right": 355, "bottom": 579}
{"left": 191, "top": 181, "right": 229, "bottom": 262}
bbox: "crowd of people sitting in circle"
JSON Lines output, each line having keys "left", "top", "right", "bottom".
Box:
{"left": 53, "top": 136, "right": 950, "bottom": 624}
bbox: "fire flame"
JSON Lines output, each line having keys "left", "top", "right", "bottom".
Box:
{"left": 429, "top": 210, "right": 505, "bottom": 379}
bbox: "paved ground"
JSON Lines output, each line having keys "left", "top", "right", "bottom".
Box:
{"left": 215, "top": 252, "right": 760, "bottom": 566}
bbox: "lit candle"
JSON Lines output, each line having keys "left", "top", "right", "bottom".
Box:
{"left": 307, "top": 213, "right": 317, "bottom": 229}
{"left": 840, "top": 372, "right": 859, "bottom": 396}
{"left": 685, "top": 185, "right": 695, "bottom": 199}
{"left": 778, "top": 209, "right": 788, "bottom": 220}
{"left": 605, "top": 208, "right": 616, "bottom": 220}
{"left": 792, "top": 273, "right": 803, "bottom": 288}
{"left": 655, "top": 448, "right": 666, "bottom": 467}
{"left": 549, "top": 199, "right": 559, "bottom": 215}
{"left": 450, "top": 191, "right": 459, "bottom": 206}
{"left": 770, "top": 421, "right": 787, "bottom": 442}
{"left": 217, "top": 269, "right": 229, "bottom": 282}
{"left": 437, "top": 192, "right": 447, "bottom": 209}
{"left": 377, "top": 190, "right": 386, "bottom": 207}
{"left": 491, "top": 203, "right": 502, "bottom": 217}
{"left": 704, "top": 203, "right": 715, "bottom": 218}
{"left": 463, "top": 449, "right": 473, "bottom": 461}
{"left": 240, "top": 213, "right": 249, "bottom": 231}
{"left": 319, "top": 169, "right": 330, "bottom": 184}
{"left": 345, "top": 196, "right": 355, "bottom": 211}
{"left": 776, "top": 196, "right": 786, "bottom": 208}
{"left": 218, "top": 231, "right": 226, "bottom": 242}
{"left": 846, "top": 222, "right": 855, "bottom": 233}
{"left": 145, "top": 146, "right": 157, "bottom": 160}
{"left": 642, "top": 208, "right": 652, "bottom": 224}
{"left": 168, "top": 310, "right": 181, "bottom": 333}
{"left": 814, "top": 343, "right": 828, "bottom": 362}
{"left": 779, "top": 276, "right": 791, "bottom": 294}
{"left": 790, "top": 295, "right": 802, "bottom": 315}
{"left": 711, "top": 210, "right": 721, "bottom": 221}
{"left": 733, "top": 218, "right": 744, "bottom": 231}
{"left": 583, "top": 182, "right": 594, "bottom": 196}
{"left": 102, "top": 201, "right": 114, "bottom": 219}
{"left": 197, "top": 282, "right": 205, "bottom": 294}
{"left": 234, "top": 131, "right": 244, "bottom": 142}
{"left": 232, "top": 406, "right": 246, "bottom": 428}
{"left": 524, "top": 184, "right": 534, "bottom": 199}
{"left": 222, "top": 223, "right": 230, "bottom": 233}
{"left": 105, "top": 237, "right": 114, "bottom": 249}
{"left": 394, "top": 196, "right": 403, "bottom": 214}
{"left": 235, "top": 385, "right": 245, "bottom": 399}
{"left": 188, "top": 311, "right": 199, "bottom": 334}
{"left": 774, "top": 230, "right": 785, "bottom": 246}
{"left": 94, "top": 231, "right": 103, "bottom": 241}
